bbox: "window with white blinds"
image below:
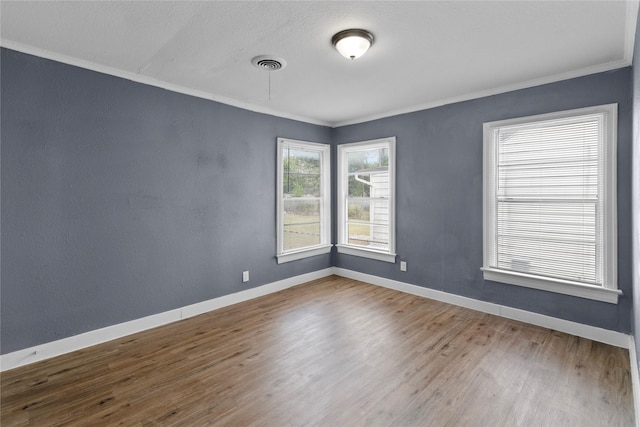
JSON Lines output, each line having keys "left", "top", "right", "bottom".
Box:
{"left": 482, "top": 104, "right": 619, "bottom": 303}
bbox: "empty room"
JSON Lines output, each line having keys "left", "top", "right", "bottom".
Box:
{"left": 2, "top": 1, "right": 640, "bottom": 425}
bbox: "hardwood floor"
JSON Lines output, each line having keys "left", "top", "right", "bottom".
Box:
{"left": 1, "top": 276, "right": 634, "bottom": 426}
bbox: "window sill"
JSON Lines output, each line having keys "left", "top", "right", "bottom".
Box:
{"left": 481, "top": 267, "right": 621, "bottom": 304}
{"left": 276, "top": 245, "right": 332, "bottom": 264}
{"left": 336, "top": 244, "right": 396, "bottom": 263}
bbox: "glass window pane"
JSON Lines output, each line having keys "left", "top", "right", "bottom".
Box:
{"left": 369, "top": 225, "right": 390, "bottom": 248}
{"left": 283, "top": 174, "right": 320, "bottom": 197}
{"left": 283, "top": 148, "right": 321, "bottom": 197}
{"left": 347, "top": 171, "right": 390, "bottom": 199}
{"left": 370, "top": 198, "right": 390, "bottom": 227}
{"left": 347, "top": 147, "right": 389, "bottom": 173}
{"left": 348, "top": 199, "right": 389, "bottom": 226}
{"left": 347, "top": 222, "right": 370, "bottom": 246}
{"left": 283, "top": 199, "right": 320, "bottom": 251}
{"left": 348, "top": 199, "right": 370, "bottom": 222}
{"left": 347, "top": 223, "right": 389, "bottom": 249}
{"left": 284, "top": 148, "right": 321, "bottom": 174}
{"left": 348, "top": 175, "right": 370, "bottom": 198}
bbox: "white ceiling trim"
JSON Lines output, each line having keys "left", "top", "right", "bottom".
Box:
{"left": 333, "top": 58, "right": 632, "bottom": 128}
{"left": 1, "top": 39, "right": 331, "bottom": 127}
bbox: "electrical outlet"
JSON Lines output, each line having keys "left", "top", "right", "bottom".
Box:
{"left": 400, "top": 261, "right": 407, "bottom": 272}
{"left": 242, "top": 270, "right": 250, "bottom": 282}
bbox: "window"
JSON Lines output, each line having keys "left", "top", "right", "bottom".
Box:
{"left": 482, "top": 104, "right": 619, "bottom": 303}
{"left": 277, "top": 138, "right": 331, "bottom": 263}
{"left": 337, "top": 137, "right": 396, "bottom": 262}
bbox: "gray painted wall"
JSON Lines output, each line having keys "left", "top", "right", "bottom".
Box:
{"left": 333, "top": 68, "right": 633, "bottom": 333}
{"left": 1, "top": 46, "right": 635, "bottom": 355}
{"left": 632, "top": 6, "right": 640, "bottom": 369}
{"left": 1, "top": 48, "right": 332, "bottom": 354}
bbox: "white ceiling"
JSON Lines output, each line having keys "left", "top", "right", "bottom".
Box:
{"left": 1, "top": 1, "right": 638, "bottom": 127}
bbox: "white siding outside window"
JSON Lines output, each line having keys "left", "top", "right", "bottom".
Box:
{"left": 482, "top": 104, "right": 619, "bottom": 303}
{"left": 337, "top": 137, "right": 396, "bottom": 263}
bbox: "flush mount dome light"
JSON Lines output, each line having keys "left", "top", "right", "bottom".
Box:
{"left": 332, "top": 29, "right": 374, "bottom": 60}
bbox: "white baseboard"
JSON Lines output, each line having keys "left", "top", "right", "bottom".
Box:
{"left": 629, "top": 336, "right": 640, "bottom": 427}
{"left": 333, "top": 268, "right": 630, "bottom": 349}
{"left": 0, "top": 268, "right": 333, "bottom": 372}
{"left": 1, "top": 266, "right": 631, "bottom": 372}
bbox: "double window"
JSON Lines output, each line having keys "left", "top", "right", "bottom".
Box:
{"left": 482, "top": 104, "right": 619, "bottom": 303}
{"left": 277, "top": 136, "right": 397, "bottom": 264}
{"left": 276, "top": 138, "right": 331, "bottom": 264}
{"left": 337, "top": 137, "right": 396, "bottom": 262}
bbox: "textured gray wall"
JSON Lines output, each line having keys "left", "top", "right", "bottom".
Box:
{"left": 1, "top": 49, "right": 332, "bottom": 354}
{"left": 333, "top": 68, "right": 633, "bottom": 333}
{"left": 1, "top": 46, "right": 635, "bottom": 356}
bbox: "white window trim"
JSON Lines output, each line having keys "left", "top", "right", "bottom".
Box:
{"left": 482, "top": 104, "right": 619, "bottom": 304}
{"left": 277, "top": 138, "right": 331, "bottom": 264}
{"left": 480, "top": 268, "right": 621, "bottom": 304}
{"left": 337, "top": 137, "right": 397, "bottom": 263}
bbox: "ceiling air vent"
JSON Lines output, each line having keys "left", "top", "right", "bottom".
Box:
{"left": 251, "top": 55, "right": 287, "bottom": 71}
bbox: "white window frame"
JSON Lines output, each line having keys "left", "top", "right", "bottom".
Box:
{"left": 277, "top": 138, "right": 331, "bottom": 264}
{"left": 337, "top": 137, "right": 397, "bottom": 263}
{"left": 482, "top": 104, "right": 619, "bottom": 303}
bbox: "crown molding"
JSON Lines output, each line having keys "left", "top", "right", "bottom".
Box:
{"left": 332, "top": 59, "right": 632, "bottom": 127}
{"left": 0, "top": 40, "right": 331, "bottom": 128}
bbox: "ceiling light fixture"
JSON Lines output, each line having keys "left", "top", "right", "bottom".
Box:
{"left": 332, "top": 29, "right": 374, "bottom": 60}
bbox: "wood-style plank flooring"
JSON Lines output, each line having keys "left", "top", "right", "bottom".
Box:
{"left": 1, "top": 276, "right": 634, "bottom": 426}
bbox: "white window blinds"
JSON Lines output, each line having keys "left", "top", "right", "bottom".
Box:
{"left": 483, "top": 104, "right": 618, "bottom": 302}
{"left": 495, "top": 115, "right": 603, "bottom": 284}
